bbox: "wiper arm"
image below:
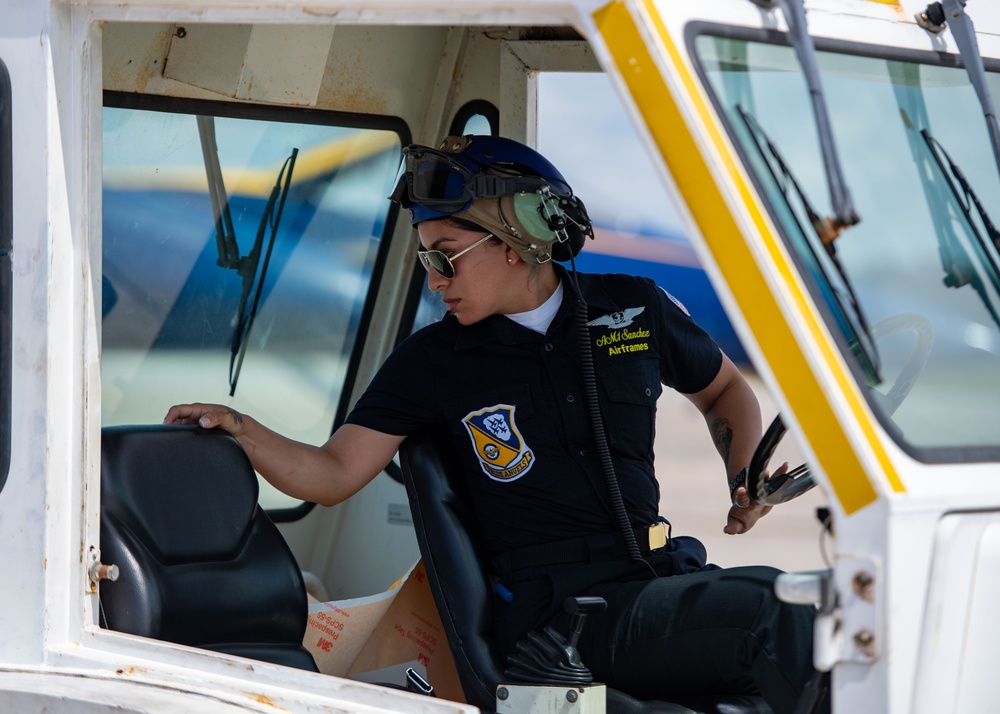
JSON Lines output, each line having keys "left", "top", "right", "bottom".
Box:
{"left": 228, "top": 148, "right": 299, "bottom": 397}
{"left": 196, "top": 116, "right": 241, "bottom": 268}
{"left": 751, "top": 0, "right": 861, "bottom": 238}
{"left": 195, "top": 113, "right": 302, "bottom": 395}
{"left": 737, "top": 104, "right": 881, "bottom": 377}
{"left": 917, "top": 1, "right": 1000, "bottom": 182}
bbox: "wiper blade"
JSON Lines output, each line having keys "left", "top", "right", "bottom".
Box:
{"left": 922, "top": 130, "right": 1000, "bottom": 256}
{"left": 751, "top": 0, "right": 861, "bottom": 236}
{"left": 737, "top": 104, "right": 881, "bottom": 378}
{"left": 738, "top": 107, "right": 835, "bottom": 249}
{"left": 228, "top": 148, "right": 299, "bottom": 397}
{"left": 921, "top": 129, "right": 1000, "bottom": 329}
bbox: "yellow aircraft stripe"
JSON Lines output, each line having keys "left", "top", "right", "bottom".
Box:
{"left": 103, "top": 131, "right": 398, "bottom": 196}
{"left": 228, "top": 131, "right": 398, "bottom": 195}
{"left": 592, "top": 0, "right": 904, "bottom": 513}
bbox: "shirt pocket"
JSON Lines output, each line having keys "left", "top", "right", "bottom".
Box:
{"left": 599, "top": 358, "right": 662, "bottom": 460}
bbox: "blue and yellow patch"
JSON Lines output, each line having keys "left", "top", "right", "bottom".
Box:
{"left": 462, "top": 404, "right": 535, "bottom": 482}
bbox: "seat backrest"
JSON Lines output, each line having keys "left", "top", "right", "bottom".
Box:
{"left": 100, "top": 424, "right": 317, "bottom": 671}
{"left": 400, "top": 431, "right": 776, "bottom": 714}
{"left": 399, "top": 429, "right": 505, "bottom": 711}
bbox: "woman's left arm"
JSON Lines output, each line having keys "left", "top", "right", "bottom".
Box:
{"left": 685, "top": 353, "right": 776, "bottom": 534}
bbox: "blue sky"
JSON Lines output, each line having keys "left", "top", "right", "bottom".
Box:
{"left": 537, "top": 72, "right": 687, "bottom": 239}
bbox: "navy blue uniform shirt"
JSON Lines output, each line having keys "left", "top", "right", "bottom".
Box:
{"left": 345, "top": 268, "right": 722, "bottom": 556}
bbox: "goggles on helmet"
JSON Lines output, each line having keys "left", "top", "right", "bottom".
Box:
{"left": 389, "top": 144, "right": 571, "bottom": 215}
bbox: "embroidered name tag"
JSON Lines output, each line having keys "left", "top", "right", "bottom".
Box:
{"left": 588, "top": 306, "right": 651, "bottom": 356}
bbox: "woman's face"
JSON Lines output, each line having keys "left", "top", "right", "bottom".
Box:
{"left": 417, "top": 220, "right": 513, "bottom": 325}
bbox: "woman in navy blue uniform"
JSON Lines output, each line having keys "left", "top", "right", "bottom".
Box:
{"left": 167, "top": 135, "right": 816, "bottom": 713}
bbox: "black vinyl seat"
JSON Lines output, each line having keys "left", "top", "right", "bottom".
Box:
{"left": 99, "top": 424, "right": 318, "bottom": 672}
{"left": 399, "top": 429, "right": 771, "bottom": 714}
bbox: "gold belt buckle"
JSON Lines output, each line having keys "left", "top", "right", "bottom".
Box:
{"left": 647, "top": 522, "right": 667, "bottom": 551}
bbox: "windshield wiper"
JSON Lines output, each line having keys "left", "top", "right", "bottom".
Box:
{"left": 750, "top": 0, "right": 861, "bottom": 239}
{"left": 921, "top": 128, "right": 1000, "bottom": 329}
{"left": 922, "top": 129, "right": 1000, "bottom": 256}
{"left": 228, "top": 148, "right": 299, "bottom": 397}
{"left": 196, "top": 116, "right": 301, "bottom": 396}
{"left": 917, "top": 1, "right": 1000, "bottom": 182}
{"left": 737, "top": 104, "right": 881, "bottom": 378}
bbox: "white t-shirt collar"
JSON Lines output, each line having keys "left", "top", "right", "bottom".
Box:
{"left": 505, "top": 281, "right": 564, "bottom": 334}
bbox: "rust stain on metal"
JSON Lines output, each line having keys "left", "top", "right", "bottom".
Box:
{"left": 246, "top": 692, "right": 292, "bottom": 711}
{"left": 115, "top": 666, "right": 148, "bottom": 676}
{"left": 852, "top": 570, "right": 875, "bottom": 603}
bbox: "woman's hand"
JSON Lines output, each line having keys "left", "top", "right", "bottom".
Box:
{"left": 165, "top": 404, "right": 404, "bottom": 507}
{"left": 164, "top": 403, "right": 247, "bottom": 439}
{"left": 724, "top": 462, "right": 787, "bottom": 535}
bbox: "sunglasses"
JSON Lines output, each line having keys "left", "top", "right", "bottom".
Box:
{"left": 417, "top": 233, "right": 495, "bottom": 279}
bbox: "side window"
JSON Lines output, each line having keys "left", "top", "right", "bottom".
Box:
{"left": 101, "top": 95, "right": 402, "bottom": 509}
{"left": 0, "top": 59, "right": 10, "bottom": 494}
{"left": 451, "top": 100, "right": 498, "bottom": 138}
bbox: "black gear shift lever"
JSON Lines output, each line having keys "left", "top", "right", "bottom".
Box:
{"left": 565, "top": 596, "right": 607, "bottom": 650}
{"left": 504, "top": 596, "right": 608, "bottom": 686}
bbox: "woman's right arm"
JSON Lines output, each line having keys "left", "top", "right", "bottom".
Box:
{"left": 164, "top": 403, "right": 405, "bottom": 506}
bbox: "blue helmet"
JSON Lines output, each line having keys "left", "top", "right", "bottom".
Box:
{"left": 389, "top": 135, "right": 591, "bottom": 261}
{"left": 391, "top": 135, "right": 572, "bottom": 224}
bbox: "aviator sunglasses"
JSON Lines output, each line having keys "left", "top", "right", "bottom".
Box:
{"left": 417, "top": 233, "right": 495, "bottom": 279}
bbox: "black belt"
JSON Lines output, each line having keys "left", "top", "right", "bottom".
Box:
{"left": 495, "top": 522, "right": 671, "bottom": 573}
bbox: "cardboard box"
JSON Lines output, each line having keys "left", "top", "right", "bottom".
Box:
{"left": 303, "top": 559, "right": 465, "bottom": 702}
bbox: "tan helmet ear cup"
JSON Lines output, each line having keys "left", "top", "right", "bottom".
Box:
{"left": 511, "top": 193, "right": 561, "bottom": 245}
{"left": 457, "top": 191, "right": 590, "bottom": 264}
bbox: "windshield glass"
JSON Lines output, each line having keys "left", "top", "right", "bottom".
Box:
{"left": 694, "top": 34, "right": 1000, "bottom": 455}
{"left": 102, "top": 100, "right": 401, "bottom": 507}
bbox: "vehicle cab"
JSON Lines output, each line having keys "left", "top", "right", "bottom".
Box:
{"left": 2, "top": 0, "right": 999, "bottom": 712}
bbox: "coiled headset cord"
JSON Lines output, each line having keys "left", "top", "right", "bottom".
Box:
{"left": 566, "top": 265, "right": 657, "bottom": 575}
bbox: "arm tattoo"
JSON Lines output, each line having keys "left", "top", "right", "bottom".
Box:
{"left": 711, "top": 417, "right": 733, "bottom": 467}
{"left": 227, "top": 408, "right": 244, "bottom": 426}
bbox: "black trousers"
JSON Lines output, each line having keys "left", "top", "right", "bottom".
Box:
{"left": 495, "top": 539, "right": 816, "bottom": 714}
{"left": 579, "top": 565, "right": 815, "bottom": 714}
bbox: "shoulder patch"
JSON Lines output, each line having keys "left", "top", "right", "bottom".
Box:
{"left": 462, "top": 404, "right": 535, "bottom": 483}
{"left": 661, "top": 288, "right": 690, "bottom": 316}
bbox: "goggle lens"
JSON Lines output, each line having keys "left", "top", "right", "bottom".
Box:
{"left": 392, "top": 147, "right": 477, "bottom": 212}
{"left": 410, "top": 158, "right": 470, "bottom": 208}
